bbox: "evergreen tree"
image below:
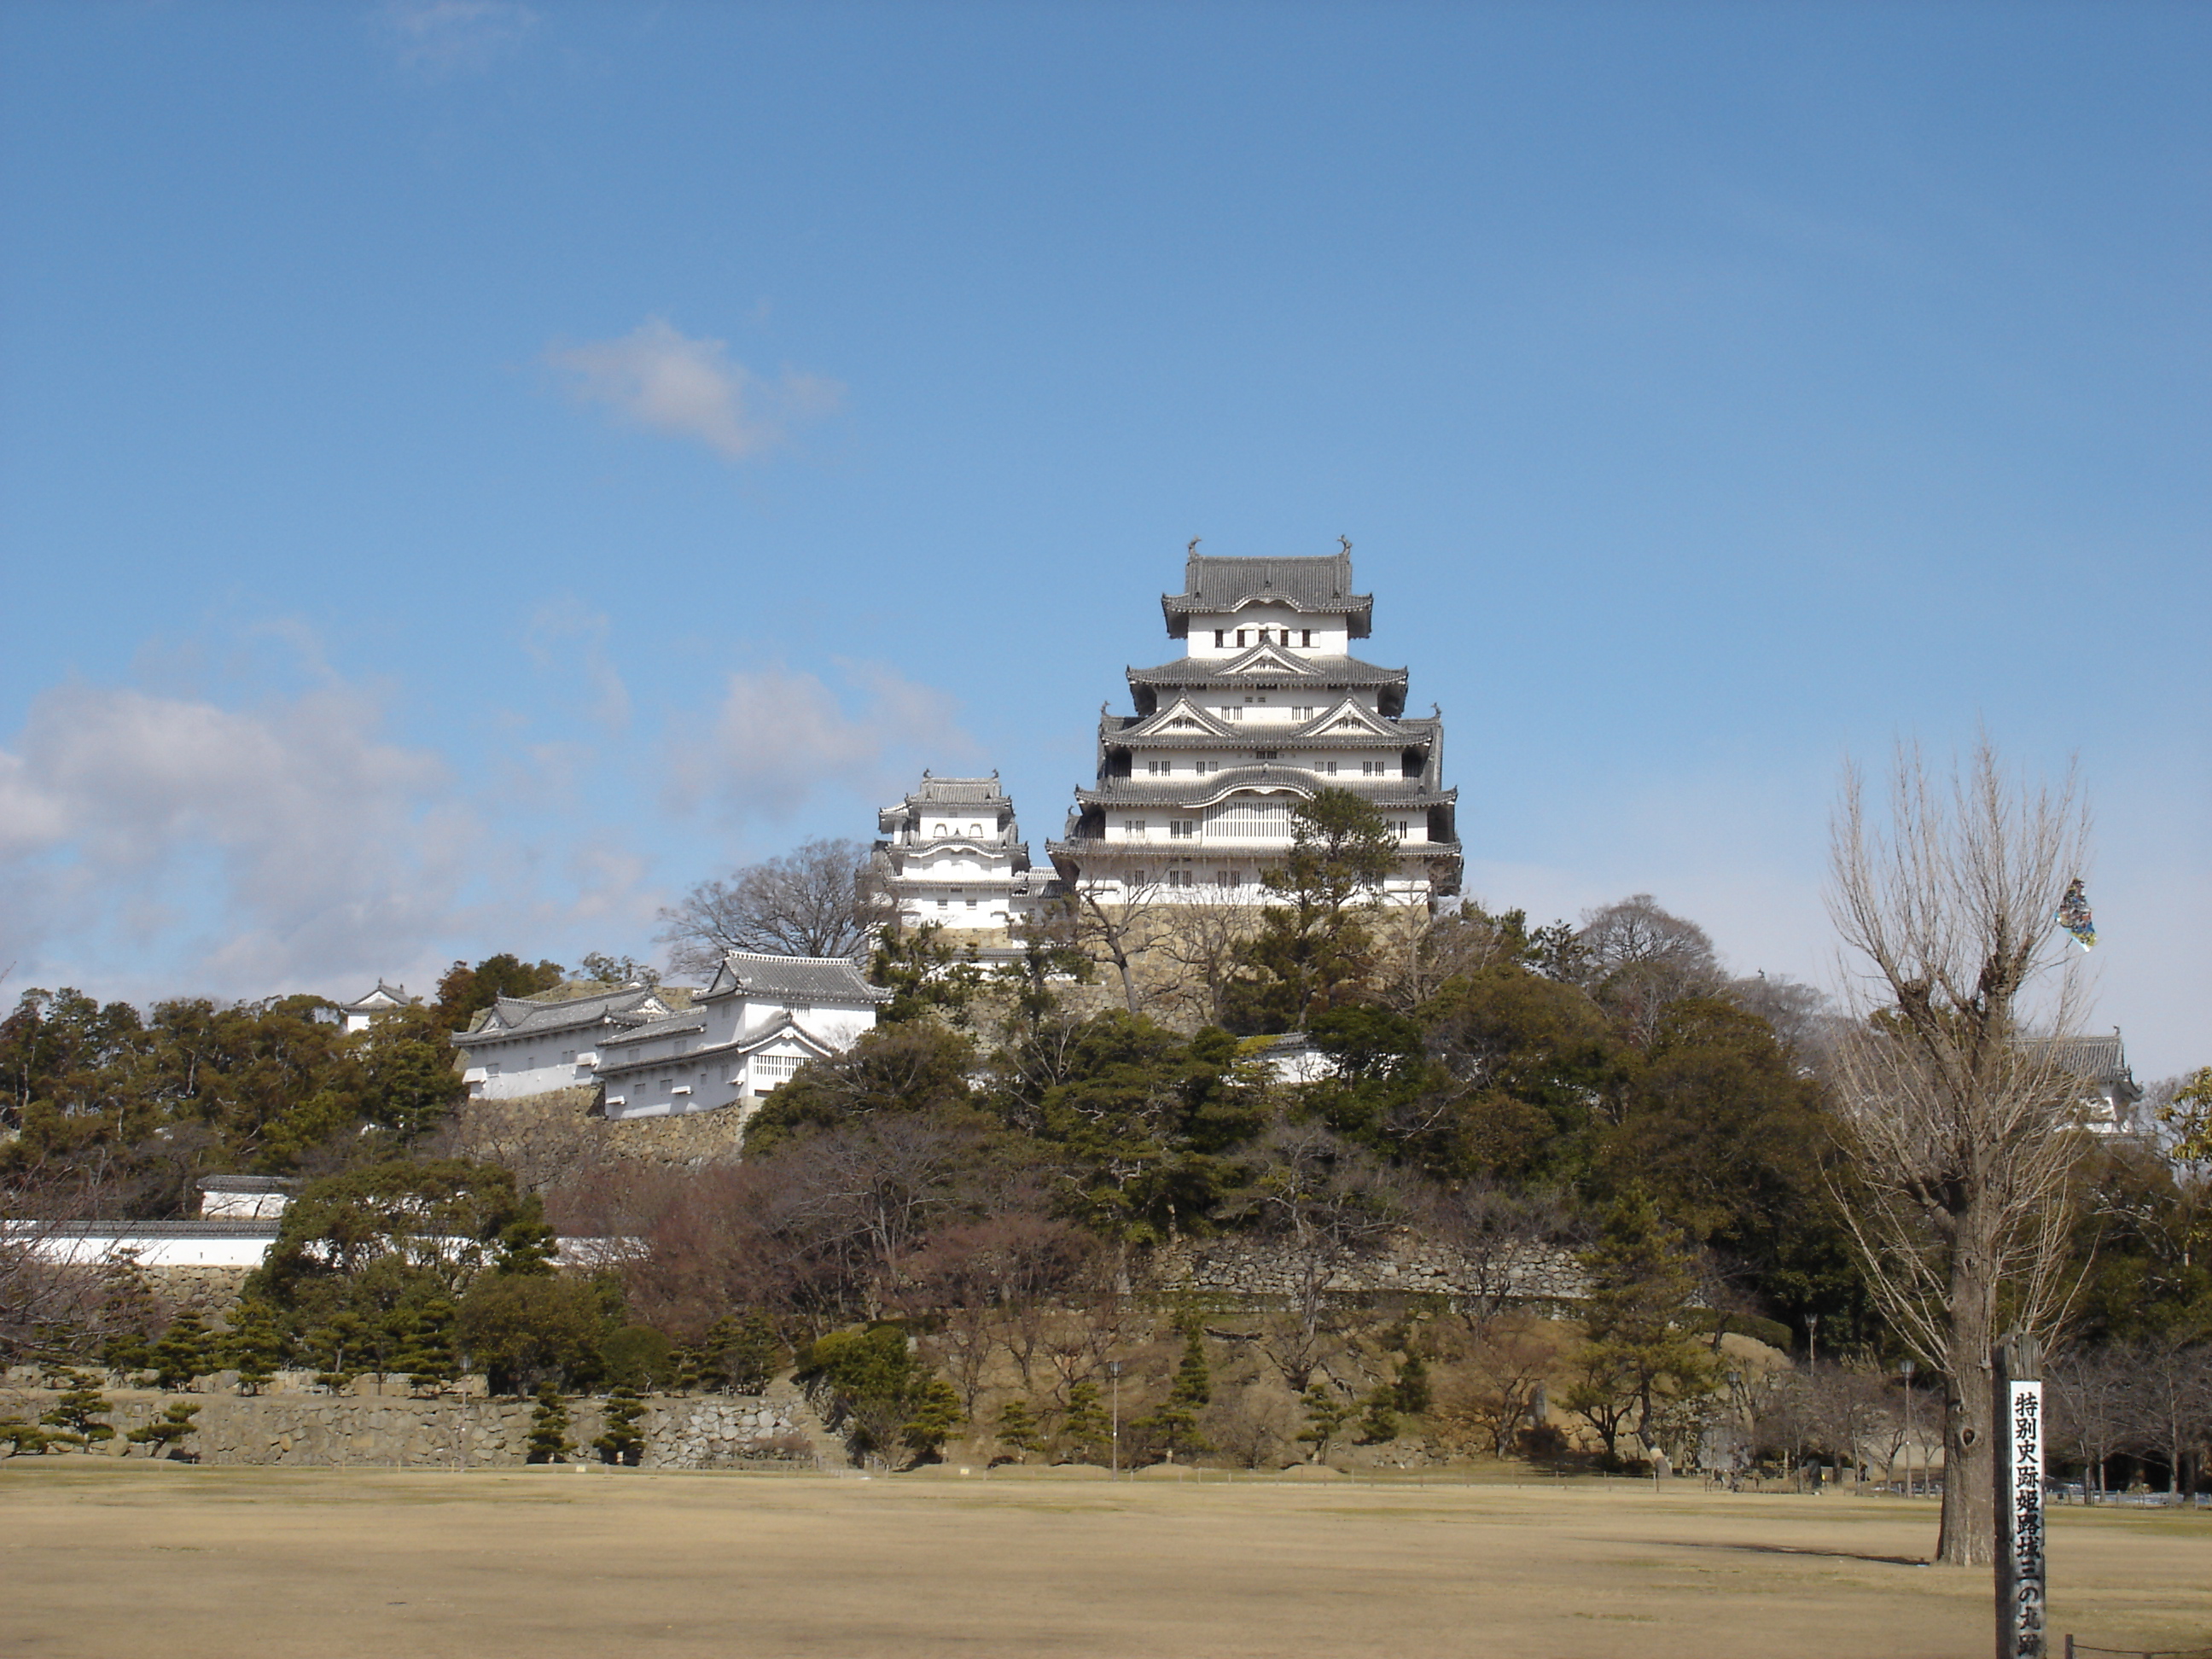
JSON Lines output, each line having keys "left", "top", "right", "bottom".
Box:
{"left": 39, "top": 1371, "right": 115, "bottom": 1448}
{"left": 306, "top": 1311, "right": 368, "bottom": 1393}
{"left": 393, "top": 1298, "right": 458, "bottom": 1393}
{"left": 526, "top": 1382, "right": 576, "bottom": 1464}
{"left": 1563, "top": 1188, "right": 1716, "bottom": 1468}
{"left": 1392, "top": 1349, "right": 1432, "bottom": 1416}
{"left": 95, "top": 1251, "right": 161, "bottom": 1375}
{"left": 148, "top": 1313, "right": 213, "bottom": 1391}
{"left": 701, "top": 1312, "right": 783, "bottom": 1394}
{"left": 1225, "top": 789, "right": 1397, "bottom": 1032}
{"left": 594, "top": 1386, "right": 647, "bottom": 1465}
{"left": 901, "top": 1376, "right": 965, "bottom": 1463}
{"left": 126, "top": 1401, "right": 201, "bottom": 1459}
{"left": 0, "top": 1416, "right": 49, "bottom": 1455}
{"left": 993, "top": 1398, "right": 1045, "bottom": 1459}
{"left": 1060, "top": 1380, "right": 1110, "bottom": 1464}
{"left": 1295, "top": 1384, "right": 1354, "bottom": 1461}
{"left": 1358, "top": 1385, "right": 1400, "bottom": 1444}
{"left": 224, "top": 1300, "right": 288, "bottom": 1394}
{"left": 1135, "top": 1320, "right": 1213, "bottom": 1463}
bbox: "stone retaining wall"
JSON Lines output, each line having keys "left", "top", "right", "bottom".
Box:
{"left": 1150, "top": 1229, "right": 1586, "bottom": 1307}
{"left": 0, "top": 1384, "right": 817, "bottom": 1471}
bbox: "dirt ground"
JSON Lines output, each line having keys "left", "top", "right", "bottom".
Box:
{"left": 2, "top": 1462, "right": 2205, "bottom": 1659}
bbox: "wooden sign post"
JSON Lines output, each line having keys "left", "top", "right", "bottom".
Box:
{"left": 1994, "top": 1333, "right": 2046, "bottom": 1659}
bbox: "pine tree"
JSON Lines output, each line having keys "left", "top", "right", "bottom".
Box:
{"left": 394, "top": 1298, "right": 458, "bottom": 1394}
{"left": 1392, "top": 1349, "right": 1432, "bottom": 1416}
{"left": 1358, "top": 1384, "right": 1400, "bottom": 1444}
{"left": 994, "top": 1398, "right": 1045, "bottom": 1459}
{"left": 1060, "top": 1380, "right": 1110, "bottom": 1464}
{"left": 224, "top": 1300, "right": 288, "bottom": 1395}
{"left": 39, "top": 1371, "right": 116, "bottom": 1449}
{"left": 1296, "top": 1384, "right": 1353, "bottom": 1461}
{"left": 594, "top": 1386, "right": 647, "bottom": 1466}
{"left": 526, "top": 1382, "right": 575, "bottom": 1464}
{"left": 306, "top": 1311, "right": 368, "bottom": 1393}
{"left": 0, "top": 1416, "right": 51, "bottom": 1455}
{"left": 126, "top": 1401, "right": 201, "bottom": 1460}
{"left": 1136, "top": 1321, "right": 1213, "bottom": 1463}
{"left": 95, "top": 1251, "right": 161, "bottom": 1375}
{"left": 900, "top": 1376, "right": 965, "bottom": 1463}
{"left": 702, "top": 1312, "right": 783, "bottom": 1394}
{"left": 148, "top": 1312, "right": 213, "bottom": 1391}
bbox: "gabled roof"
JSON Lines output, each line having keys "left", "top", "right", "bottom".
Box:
{"left": 2024, "top": 1033, "right": 2143, "bottom": 1097}
{"left": 339, "top": 981, "right": 413, "bottom": 1012}
{"left": 1125, "top": 696, "right": 1240, "bottom": 741}
{"left": 700, "top": 952, "right": 894, "bottom": 1005}
{"left": 1161, "top": 551, "right": 1373, "bottom": 638}
{"left": 1130, "top": 652, "right": 1406, "bottom": 689}
{"left": 451, "top": 987, "right": 670, "bottom": 1047}
{"left": 1074, "top": 765, "right": 1458, "bottom": 812}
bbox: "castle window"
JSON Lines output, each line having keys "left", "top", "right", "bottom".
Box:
{"left": 966, "top": 897, "right": 979, "bottom": 908}
{"left": 1167, "top": 867, "right": 1195, "bottom": 887}
{"left": 1220, "top": 705, "right": 1243, "bottom": 721}
{"left": 1394, "top": 821, "right": 1409, "bottom": 840}
{"left": 1292, "top": 706, "right": 1315, "bottom": 720}
{"left": 1214, "top": 630, "right": 1225, "bottom": 647}
{"left": 1123, "top": 819, "right": 1149, "bottom": 839}
{"left": 754, "top": 1054, "right": 802, "bottom": 1091}
{"left": 1148, "top": 759, "right": 1171, "bottom": 776}
{"left": 1320, "top": 760, "right": 1338, "bottom": 775}
{"left": 1195, "top": 759, "right": 1215, "bottom": 774}
{"left": 1301, "top": 629, "right": 1312, "bottom": 646}
{"left": 1216, "top": 870, "right": 1242, "bottom": 888}
{"left": 1130, "top": 869, "right": 1149, "bottom": 888}
{"left": 1236, "top": 630, "right": 1248, "bottom": 647}
{"left": 1362, "top": 760, "right": 1386, "bottom": 777}
{"left": 1168, "top": 820, "right": 1195, "bottom": 839}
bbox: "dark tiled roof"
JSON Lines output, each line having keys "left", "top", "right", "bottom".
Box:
{"left": 1128, "top": 653, "right": 1407, "bottom": 689}
{"left": 33, "top": 1220, "right": 283, "bottom": 1240}
{"left": 1161, "top": 553, "right": 1372, "bottom": 637}
{"left": 1074, "top": 765, "right": 1458, "bottom": 810}
{"left": 2025, "top": 1034, "right": 2141, "bottom": 1093}
{"left": 598, "top": 1016, "right": 709, "bottom": 1051}
{"left": 451, "top": 987, "right": 667, "bottom": 1047}
{"left": 195, "top": 1175, "right": 296, "bottom": 1193}
{"left": 707, "top": 952, "right": 894, "bottom": 1004}
{"left": 907, "top": 776, "right": 1009, "bottom": 805}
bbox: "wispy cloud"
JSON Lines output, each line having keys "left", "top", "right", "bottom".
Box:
{"left": 544, "top": 317, "right": 844, "bottom": 463}
{"left": 376, "top": 0, "right": 540, "bottom": 79}
{"left": 664, "top": 659, "right": 976, "bottom": 824}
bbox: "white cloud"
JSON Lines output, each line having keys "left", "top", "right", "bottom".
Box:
{"left": 667, "top": 660, "right": 977, "bottom": 824}
{"left": 544, "top": 317, "right": 844, "bottom": 463}
{"left": 377, "top": 0, "right": 539, "bottom": 79}
{"left": 0, "top": 677, "right": 479, "bottom": 998}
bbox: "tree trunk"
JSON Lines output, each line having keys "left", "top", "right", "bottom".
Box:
{"left": 1936, "top": 1231, "right": 1997, "bottom": 1565}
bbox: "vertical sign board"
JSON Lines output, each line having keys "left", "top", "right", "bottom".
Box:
{"left": 1995, "top": 1336, "right": 2046, "bottom": 1659}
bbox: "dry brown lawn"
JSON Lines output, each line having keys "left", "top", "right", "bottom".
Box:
{"left": 3, "top": 1460, "right": 2205, "bottom": 1658}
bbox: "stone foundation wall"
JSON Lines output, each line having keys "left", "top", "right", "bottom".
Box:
{"left": 0, "top": 1383, "right": 818, "bottom": 1471}
{"left": 1150, "top": 1229, "right": 1586, "bottom": 1307}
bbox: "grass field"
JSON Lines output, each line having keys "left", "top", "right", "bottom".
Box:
{"left": 3, "top": 1461, "right": 2205, "bottom": 1658}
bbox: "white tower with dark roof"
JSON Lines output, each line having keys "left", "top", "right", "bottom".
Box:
{"left": 1049, "top": 546, "right": 1461, "bottom": 905}
{"left": 872, "top": 773, "right": 1050, "bottom": 933}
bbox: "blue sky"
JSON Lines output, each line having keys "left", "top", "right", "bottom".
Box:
{"left": 2, "top": 3, "right": 2205, "bottom": 1076}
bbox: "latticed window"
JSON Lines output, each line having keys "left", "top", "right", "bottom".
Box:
{"left": 1207, "top": 799, "right": 1290, "bottom": 840}
{"left": 753, "top": 1054, "right": 803, "bottom": 1091}
{"left": 1168, "top": 820, "right": 1196, "bottom": 839}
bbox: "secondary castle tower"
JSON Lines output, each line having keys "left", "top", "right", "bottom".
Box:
{"left": 1049, "top": 545, "right": 1461, "bottom": 904}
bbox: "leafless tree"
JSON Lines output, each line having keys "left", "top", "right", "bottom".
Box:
{"left": 1824, "top": 736, "right": 2093, "bottom": 1564}
{"left": 1067, "top": 876, "right": 1173, "bottom": 1017}
{"left": 1575, "top": 894, "right": 1725, "bottom": 1048}
{"left": 1146, "top": 894, "right": 1260, "bottom": 1027}
{"left": 2049, "top": 1345, "right": 2136, "bottom": 1499}
{"left": 1423, "top": 1179, "right": 1581, "bottom": 1322}
{"left": 1435, "top": 1312, "right": 1557, "bottom": 1458}
{"left": 0, "top": 1159, "right": 127, "bottom": 1366}
{"left": 656, "top": 837, "right": 889, "bottom": 975}
{"left": 2124, "top": 1335, "right": 2212, "bottom": 1499}
{"left": 1224, "top": 1119, "right": 1406, "bottom": 1389}
{"left": 1373, "top": 904, "right": 1522, "bottom": 1014}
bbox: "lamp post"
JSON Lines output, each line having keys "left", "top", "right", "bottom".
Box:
{"left": 1109, "top": 1359, "right": 1122, "bottom": 1478}
{"left": 1901, "top": 1359, "right": 1916, "bottom": 1498}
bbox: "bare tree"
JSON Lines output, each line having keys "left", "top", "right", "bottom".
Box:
{"left": 657, "top": 838, "right": 888, "bottom": 975}
{"left": 1435, "top": 1313, "right": 1557, "bottom": 1458}
{"left": 1146, "top": 894, "right": 1260, "bottom": 1027}
{"left": 1067, "top": 876, "right": 1172, "bottom": 1017}
{"left": 1825, "top": 736, "right": 2092, "bottom": 1564}
{"left": 2049, "top": 1345, "right": 2135, "bottom": 1499}
{"left": 1575, "top": 894, "right": 1724, "bottom": 1047}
